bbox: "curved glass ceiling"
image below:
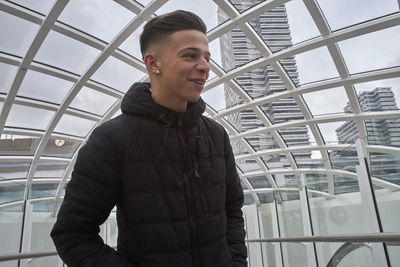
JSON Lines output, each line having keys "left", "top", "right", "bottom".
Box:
{"left": 0, "top": 0, "right": 400, "bottom": 211}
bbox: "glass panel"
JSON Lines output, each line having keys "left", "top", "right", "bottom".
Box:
{"left": 29, "top": 201, "right": 64, "bottom": 266}
{"left": 11, "top": 0, "right": 55, "bottom": 15}
{"left": 35, "top": 30, "right": 100, "bottom": 75}
{"left": 0, "top": 159, "right": 30, "bottom": 180}
{"left": 237, "top": 160, "right": 261, "bottom": 173}
{"left": 330, "top": 148, "right": 358, "bottom": 174}
{"left": 388, "top": 245, "right": 400, "bottom": 267}
{"left": 70, "top": 87, "right": 118, "bottom": 115}
{"left": 286, "top": 0, "right": 320, "bottom": 44}
{"left": 18, "top": 70, "right": 73, "bottom": 104}
{"left": 292, "top": 46, "right": 339, "bottom": 85}
{"left": 91, "top": 56, "right": 146, "bottom": 92}
{"left": 0, "top": 135, "right": 40, "bottom": 156}
{"left": 119, "top": 23, "right": 145, "bottom": 61}
{"left": 355, "top": 78, "right": 400, "bottom": 107}
{"left": 339, "top": 26, "right": 400, "bottom": 74}
{"left": 34, "top": 160, "right": 68, "bottom": 179}
{"left": 262, "top": 154, "right": 289, "bottom": 170}
{"left": 369, "top": 152, "right": 400, "bottom": 233}
{"left": 0, "top": 203, "right": 23, "bottom": 258}
{"left": 59, "top": 0, "right": 134, "bottom": 42}
{"left": 0, "top": 62, "right": 18, "bottom": 94}
{"left": 306, "top": 173, "right": 328, "bottom": 193}
{"left": 293, "top": 151, "right": 314, "bottom": 168}
{"left": 156, "top": 0, "right": 220, "bottom": 31}
{"left": 230, "top": 0, "right": 264, "bottom": 14}
{"left": 235, "top": 109, "right": 265, "bottom": 132}
{"left": 30, "top": 183, "right": 59, "bottom": 199}
{"left": 245, "top": 133, "right": 278, "bottom": 151}
{"left": 0, "top": 11, "right": 39, "bottom": 56}
{"left": 303, "top": 87, "right": 349, "bottom": 117}
{"left": 282, "top": 243, "right": 307, "bottom": 267}
{"left": 318, "top": 122, "right": 345, "bottom": 144}
{"left": 6, "top": 104, "right": 55, "bottom": 131}
{"left": 201, "top": 84, "right": 226, "bottom": 112}
{"left": 249, "top": 176, "right": 272, "bottom": 189}
{"left": 54, "top": 114, "right": 96, "bottom": 137}
{"left": 336, "top": 245, "right": 373, "bottom": 267}
{"left": 317, "top": 0, "right": 399, "bottom": 31}
{"left": 0, "top": 183, "right": 25, "bottom": 205}
{"left": 42, "top": 137, "right": 81, "bottom": 159}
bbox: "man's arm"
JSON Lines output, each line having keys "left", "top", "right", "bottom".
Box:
{"left": 51, "top": 123, "right": 132, "bottom": 267}
{"left": 224, "top": 130, "right": 248, "bottom": 266}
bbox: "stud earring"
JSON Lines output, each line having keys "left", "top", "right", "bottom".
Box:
{"left": 155, "top": 69, "right": 160, "bottom": 74}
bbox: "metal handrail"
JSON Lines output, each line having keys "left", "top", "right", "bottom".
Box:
{"left": 1, "top": 233, "right": 399, "bottom": 262}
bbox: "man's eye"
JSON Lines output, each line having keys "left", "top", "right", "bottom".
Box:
{"left": 185, "top": 54, "right": 195, "bottom": 59}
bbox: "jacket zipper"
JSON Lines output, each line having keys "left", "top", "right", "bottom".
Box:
{"left": 177, "top": 116, "right": 199, "bottom": 267}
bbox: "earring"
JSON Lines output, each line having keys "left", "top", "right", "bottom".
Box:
{"left": 155, "top": 69, "right": 160, "bottom": 74}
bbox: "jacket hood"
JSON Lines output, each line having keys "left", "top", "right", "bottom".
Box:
{"left": 121, "top": 82, "right": 206, "bottom": 127}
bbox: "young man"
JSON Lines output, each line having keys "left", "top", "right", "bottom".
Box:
{"left": 51, "top": 10, "right": 247, "bottom": 267}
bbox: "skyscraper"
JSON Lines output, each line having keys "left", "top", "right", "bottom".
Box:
{"left": 218, "top": 1, "right": 310, "bottom": 173}
{"left": 336, "top": 87, "right": 400, "bottom": 147}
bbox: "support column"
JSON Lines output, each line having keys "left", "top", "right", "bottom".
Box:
{"left": 19, "top": 201, "right": 33, "bottom": 267}
{"left": 299, "top": 174, "right": 318, "bottom": 267}
{"left": 355, "top": 139, "right": 389, "bottom": 267}
{"left": 271, "top": 199, "right": 283, "bottom": 267}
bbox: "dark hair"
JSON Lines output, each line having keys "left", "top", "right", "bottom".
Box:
{"left": 140, "top": 10, "right": 207, "bottom": 57}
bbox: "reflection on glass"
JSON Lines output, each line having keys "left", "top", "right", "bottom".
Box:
{"left": 34, "top": 161, "right": 68, "bottom": 179}
{"left": 387, "top": 246, "right": 400, "bottom": 266}
{"left": 59, "top": 0, "right": 134, "bottom": 42}
{"left": 6, "top": 104, "right": 55, "bottom": 131}
{"left": 30, "top": 183, "right": 59, "bottom": 199}
{"left": 262, "top": 154, "right": 289, "bottom": 170}
{"left": 0, "top": 203, "right": 23, "bottom": 256}
{"left": 0, "top": 62, "right": 18, "bottom": 94}
{"left": 35, "top": 30, "right": 100, "bottom": 75}
{"left": 42, "top": 137, "right": 81, "bottom": 159}
{"left": 18, "top": 70, "right": 73, "bottom": 104}
{"left": 294, "top": 46, "right": 339, "bottom": 85}
{"left": 318, "top": 0, "right": 399, "bottom": 31}
{"left": 278, "top": 125, "right": 310, "bottom": 147}
{"left": 286, "top": 0, "right": 320, "bottom": 44}
{"left": 70, "top": 86, "right": 118, "bottom": 115}
{"left": 338, "top": 26, "right": 400, "bottom": 74}
{"left": 249, "top": 176, "right": 272, "bottom": 189}
{"left": 0, "top": 135, "right": 40, "bottom": 156}
{"left": 0, "top": 11, "right": 39, "bottom": 56}
{"left": 54, "top": 114, "right": 96, "bottom": 137}
{"left": 91, "top": 56, "right": 146, "bottom": 92}
{"left": 0, "top": 183, "right": 25, "bottom": 205}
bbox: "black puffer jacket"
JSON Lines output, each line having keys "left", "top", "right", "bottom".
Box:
{"left": 51, "top": 83, "right": 247, "bottom": 267}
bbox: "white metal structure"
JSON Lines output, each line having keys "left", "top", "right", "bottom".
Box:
{"left": 0, "top": 0, "right": 400, "bottom": 266}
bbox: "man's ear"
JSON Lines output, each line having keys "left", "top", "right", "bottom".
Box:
{"left": 143, "top": 53, "right": 160, "bottom": 75}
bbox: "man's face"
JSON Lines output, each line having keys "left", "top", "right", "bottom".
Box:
{"left": 155, "top": 30, "right": 210, "bottom": 106}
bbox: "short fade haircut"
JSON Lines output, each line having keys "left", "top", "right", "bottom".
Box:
{"left": 140, "top": 10, "right": 207, "bottom": 58}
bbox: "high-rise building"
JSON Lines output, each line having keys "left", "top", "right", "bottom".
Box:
{"left": 218, "top": 1, "right": 311, "bottom": 173}
{"left": 336, "top": 87, "right": 400, "bottom": 147}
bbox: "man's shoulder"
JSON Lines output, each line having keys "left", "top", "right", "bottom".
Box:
{"left": 200, "top": 115, "right": 227, "bottom": 137}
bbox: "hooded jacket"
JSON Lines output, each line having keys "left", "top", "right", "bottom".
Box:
{"left": 51, "top": 83, "right": 247, "bottom": 267}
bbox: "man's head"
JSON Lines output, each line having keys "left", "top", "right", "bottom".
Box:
{"left": 140, "top": 10, "right": 210, "bottom": 112}
{"left": 140, "top": 10, "right": 207, "bottom": 58}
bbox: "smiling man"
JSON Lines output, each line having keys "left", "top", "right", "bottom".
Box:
{"left": 51, "top": 10, "right": 247, "bottom": 267}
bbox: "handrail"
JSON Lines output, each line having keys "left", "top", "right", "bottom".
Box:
{"left": 326, "top": 242, "right": 371, "bottom": 267}
{"left": 245, "top": 232, "right": 400, "bottom": 244}
{"left": 1, "top": 233, "right": 399, "bottom": 262}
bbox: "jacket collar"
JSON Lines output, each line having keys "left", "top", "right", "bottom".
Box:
{"left": 121, "top": 82, "right": 206, "bottom": 127}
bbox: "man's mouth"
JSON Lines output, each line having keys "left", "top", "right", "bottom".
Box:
{"left": 190, "top": 79, "right": 205, "bottom": 85}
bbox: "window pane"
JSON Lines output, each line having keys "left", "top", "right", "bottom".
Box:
{"left": 11, "top": 0, "right": 55, "bottom": 15}
{"left": 0, "top": 203, "right": 23, "bottom": 256}
{"left": 35, "top": 30, "right": 100, "bottom": 75}
{"left": 42, "top": 137, "right": 81, "bottom": 159}
{"left": 0, "top": 62, "right": 18, "bottom": 94}
{"left": 303, "top": 87, "right": 349, "bottom": 117}
{"left": 70, "top": 87, "right": 118, "bottom": 115}
{"left": 6, "top": 104, "right": 55, "bottom": 131}
{"left": 339, "top": 26, "right": 400, "bottom": 74}
{"left": 0, "top": 11, "right": 39, "bottom": 56}
{"left": 0, "top": 135, "right": 40, "bottom": 156}
{"left": 54, "top": 114, "right": 96, "bottom": 137}
{"left": 317, "top": 0, "right": 399, "bottom": 31}
{"left": 91, "top": 56, "right": 146, "bottom": 92}
{"left": 18, "top": 70, "right": 73, "bottom": 104}
{"left": 59, "top": 0, "right": 134, "bottom": 42}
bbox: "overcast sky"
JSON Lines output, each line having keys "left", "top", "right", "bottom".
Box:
{"left": 0, "top": 0, "right": 399, "bottom": 144}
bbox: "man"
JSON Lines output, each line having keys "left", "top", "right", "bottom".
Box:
{"left": 51, "top": 10, "right": 247, "bottom": 267}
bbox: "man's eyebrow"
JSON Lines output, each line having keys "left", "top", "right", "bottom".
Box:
{"left": 180, "top": 47, "right": 211, "bottom": 57}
